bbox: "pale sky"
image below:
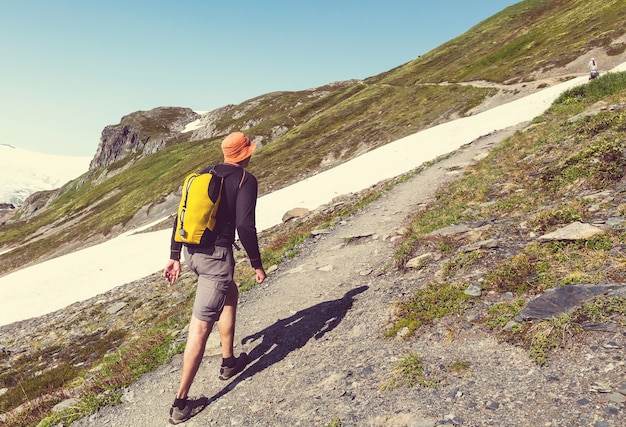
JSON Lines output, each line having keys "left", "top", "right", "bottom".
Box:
{"left": 0, "top": 0, "right": 519, "bottom": 157}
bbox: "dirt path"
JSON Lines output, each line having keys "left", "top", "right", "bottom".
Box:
{"left": 69, "top": 58, "right": 626, "bottom": 427}
{"left": 64, "top": 114, "right": 625, "bottom": 427}
{"left": 71, "top": 124, "right": 534, "bottom": 427}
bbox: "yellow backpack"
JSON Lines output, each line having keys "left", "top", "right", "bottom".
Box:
{"left": 174, "top": 170, "right": 224, "bottom": 244}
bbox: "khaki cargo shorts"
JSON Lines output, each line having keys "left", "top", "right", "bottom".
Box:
{"left": 184, "top": 245, "right": 235, "bottom": 322}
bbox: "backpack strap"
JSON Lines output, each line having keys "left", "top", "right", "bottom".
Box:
{"left": 217, "top": 162, "right": 246, "bottom": 188}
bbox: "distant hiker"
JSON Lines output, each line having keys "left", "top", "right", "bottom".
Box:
{"left": 588, "top": 57, "right": 599, "bottom": 80}
{"left": 163, "top": 131, "right": 266, "bottom": 424}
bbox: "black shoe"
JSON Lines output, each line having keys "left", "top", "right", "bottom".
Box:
{"left": 219, "top": 353, "right": 249, "bottom": 380}
{"left": 169, "top": 395, "right": 209, "bottom": 425}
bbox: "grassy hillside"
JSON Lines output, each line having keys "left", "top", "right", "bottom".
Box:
{"left": 391, "top": 72, "right": 626, "bottom": 362}
{"left": 370, "top": 0, "right": 626, "bottom": 85}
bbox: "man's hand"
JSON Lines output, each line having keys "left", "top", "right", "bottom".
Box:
{"left": 255, "top": 268, "right": 266, "bottom": 284}
{"left": 163, "top": 259, "right": 181, "bottom": 284}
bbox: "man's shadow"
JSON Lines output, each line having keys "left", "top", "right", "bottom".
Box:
{"left": 207, "top": 285, "right": 368, "bottom": 403}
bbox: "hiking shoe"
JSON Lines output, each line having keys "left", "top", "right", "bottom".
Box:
{"left": 219, "top": 352, "right": 249, "bottom": 380}
{"left": 169, "top": 395, "right": 209, "bottom": 425}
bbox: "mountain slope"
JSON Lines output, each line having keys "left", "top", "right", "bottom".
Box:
{"left": 1, "top": 1, "right": 625, "bottom": 277}
{"left": 0, "top": 72, "right": 597, "bottom": 327}
{"left": 4, "top": 77, "right": 626, "bottom": 425}
{"left": 370, "top": 0, "right": 626, "bottom": 85}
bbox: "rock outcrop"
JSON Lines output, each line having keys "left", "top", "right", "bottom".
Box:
{"left": 89, "top": 107, "right": 199, "bottom": 169}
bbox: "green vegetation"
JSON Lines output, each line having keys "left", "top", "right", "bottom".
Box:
{"left": 486, "top": 300, "right": 526, "bottom": 329}
{"left": 385, "top": 282, "right": 474, "bottom": 338}
{"left": 526, "top": 313, "right": 583, "bottom": 366}
{"left": 370, "top": 0, "right": 626, "bottom": 85}
{"left": 383, "top": 353, "right": 439, "bottom": 390}
{"left": 0, "top": 329, "right": 126, "bottom": 414}
{"left": 391, "top": 71, "right": 626, "bottom": 366}
{"left": 512, "top": 295, "right": 626, "bottom": 365}
{"left": 448, "top": 360, "right": 471, "bottom": 376}
{"left": 1, "top": 294, "right": 192, "bottom": 427}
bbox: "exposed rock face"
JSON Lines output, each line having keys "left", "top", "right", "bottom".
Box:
{"left": 16, "top": 188, "right": 60, "bottom": 218}
{"left": 89, "top": 107, "right": 199, "bottom": 169}
{"left": 187, "top": 103, "right": 271, "bottom": 150}
{"left": 189, "top": 105, "right": 237, "bottom": 142}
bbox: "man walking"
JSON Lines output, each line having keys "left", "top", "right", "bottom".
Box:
{"left": 163, "top": 131, "right": 266, "bottom": 424}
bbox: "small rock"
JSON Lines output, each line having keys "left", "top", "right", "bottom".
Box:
{"left": 120, "top": 390, "right": 135, "bottom": 403}
{"left": 485, "top": 400, "right": 500, "bottom": 410}
{"left": 602, "top": 341, "right": 622, "bottom": 349}
{"left": 105, "top": 301, "right": 127, "bottom": 315}
{"left": 287, "top": 266, "right": 305, "bottom": 274}
{"left": 464, "top": 284, "right": 482, "bottom": 297}
{"left": 590, "top": 382, "right": 612, "bottom": 393}
{"left": 282, "top": 207, "right": 310, "bottom": 223}
{"left": 311, "top": 228, "right": 331, "bottom": 236}
{"left": 519, "top": 284, "right": 625, "bottom": 320}
{"left": 459, "top": 238, "right": 498, "bottom": 253}
{"left": 52, "top": 397, "right": 80, "bottom": 413}
{"left": 446, "top": 388, "right": 460, "bottom": 398}
{"left": 581, "top": 322, "right": 617, "bottom": 332}
{"left": 406, "top": 253, "right": 433, "bottom": 269}
{"left": 537, "top": 221, "right": 603, "bottom": 242}
{"left": 428, "top": 223, "right": 472, "bottom": 237}
{"left": 397, "top": 327, "right": 411, "bottom": 338}
{"left": 503, "top": 320, "right": 520, "bottom": 331}
{"left": 344, "top": 232, "right": 374, "bottom": 243}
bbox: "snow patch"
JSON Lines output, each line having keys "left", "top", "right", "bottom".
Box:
{"left": 0, "top": 63, "right": 625, "bottom": 326}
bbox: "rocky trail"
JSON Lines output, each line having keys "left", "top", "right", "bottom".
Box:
{"left": 67, "top": 121, "right": 625, "bottom": 427}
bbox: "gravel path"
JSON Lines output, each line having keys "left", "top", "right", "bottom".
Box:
{"left": 72, "top": 123, "right": 625, "bottom": 427}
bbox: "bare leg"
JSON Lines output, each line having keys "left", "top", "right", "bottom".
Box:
{"left": 176, "top": 314, "right": 213, "bottom": 399}
{"left": 217, "top": 280, "right": 239, "bottom": 359}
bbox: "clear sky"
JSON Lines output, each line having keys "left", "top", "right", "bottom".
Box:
{"left": 0, "top": 0, "right": 519, "bottom": 157}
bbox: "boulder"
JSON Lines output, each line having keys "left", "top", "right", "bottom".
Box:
{"left": 537, "top": 222, "right": 603, "bottom": 242}
{"left": 282, "top": 207, "right": 311, "bottom": 223}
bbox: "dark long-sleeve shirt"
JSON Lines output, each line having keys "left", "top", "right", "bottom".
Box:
{"left": 170, "top": 163, "right": 263, "bottom": 269}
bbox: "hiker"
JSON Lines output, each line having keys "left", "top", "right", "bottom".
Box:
{"left": 588, "top": 57, "right": 599, "bottom": 80}
{"left": 163, "top": 131, "right": 266, "bottom": 424}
